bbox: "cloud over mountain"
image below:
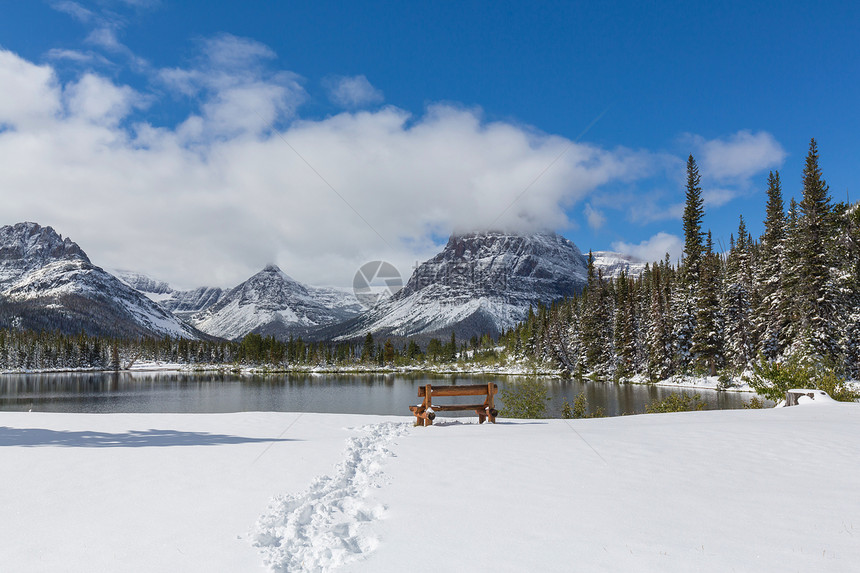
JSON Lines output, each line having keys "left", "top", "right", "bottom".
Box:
{"left": 0, "top": 22, "right": 786, "bottom": 291}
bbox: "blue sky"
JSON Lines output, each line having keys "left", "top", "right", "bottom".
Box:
{"left": 0, "top": 0, "right": 857, "bottom": 288}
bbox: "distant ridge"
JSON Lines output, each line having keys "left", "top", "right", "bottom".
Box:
{"left": 0, "top": 222, "right": 202, "bottom": 339}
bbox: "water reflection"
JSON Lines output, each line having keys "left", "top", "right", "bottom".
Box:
{"left": 0, "top": 372, "right": 760, "bottom": 416}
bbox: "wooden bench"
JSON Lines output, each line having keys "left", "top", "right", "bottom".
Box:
{"left": 409, "top": 383, "right": 499, "bottom": 426}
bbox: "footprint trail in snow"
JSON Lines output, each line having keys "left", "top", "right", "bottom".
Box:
{"left": 251, "top": 422, "right": 410, "bottom": 572}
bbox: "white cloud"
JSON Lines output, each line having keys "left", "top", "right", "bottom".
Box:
{"left": 583, "top": 203, "right": 606, "bottom": 230}
{"left": 199, "top": 34, "right": 276, "bottom": 70}
{"left": 325, "top": 75, "right": 384, "bottom": 108}
{"left": 65, "top": 73, "right": 144, "bottom": 125}
{"left": 612, "top": 232, "right": 683, "bottom": 265}
{"left": 52, "top": 0, "right": 153, "bottom": 74}
{"left": 703, "top": 187, "right": 740, "bottom": 208}
{"left": 85, "top": 27, "right": 126, "bottom": 53}
{"left": 198, "top": 78, "right": 302, "bottom": 138}
{"left": 635, "top": 202, "right": 684, "bottom": 224}
{"left": 0, "top": 50, "right": 61, "bottom": 128}
{"left": 45, "top": 48, "right": 112, "bottom": 67}
{"left": 115, "top": 0, "right": 161, "bottom": 7}
{"left": 158, "top": 35, "right": 306, "bottom": 140}
{"left": 0, "top": 45, "right": 672, "bottom": 292}
{"left": 590, "top": 131, "right": 786, "bottom": 228}
{"left": 688, "top": 130, "right": 786, "bottom": 182}
{"left": 596, "top": 188, "right": 684, "bottom": 225}
{"left": 51, "top": 1, "right": 95, "bottom": 23}
{"left": 157, "top": 67, "right": 200, "bottom": 97}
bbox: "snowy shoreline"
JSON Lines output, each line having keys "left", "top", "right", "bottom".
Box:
{"left": 3, "top": 405, "right": 859, "bottom": 572}
{"left": 1, "top": 361, "right": 760, "bottom": 394}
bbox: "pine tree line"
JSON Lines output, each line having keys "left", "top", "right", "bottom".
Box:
{"left": 508, "top": 139, "right": 860, "bottom": 382}
{"left": 0, "top": 328, "right": 502, "bottom": 371}
{"left": 0, "top": 330, "right": 371, "bottom": 371}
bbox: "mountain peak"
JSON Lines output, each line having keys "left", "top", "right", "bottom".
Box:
{"left": 191, "top": 265, "right": 362, "bottom": 340}
{"left": 253, "top": 264, "right": 301, "bottom": 287}
{"left": 398, "top": 230, "right": 586, "bottom": 299}
{"left": 0, "top": 222, "right": 90, "bottom": 286}
{"left": 332, "top": 229, "right": 589, "bottom": 340}
{"left": 0, "top": 222, "right": 200, "bottom": 339}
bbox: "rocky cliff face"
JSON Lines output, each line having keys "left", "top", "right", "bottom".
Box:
{"left": 0, "top": 223, "right": 89, "bottom": 286}
{"left": 328, "top": 231, "right": 590, "bottom": 340}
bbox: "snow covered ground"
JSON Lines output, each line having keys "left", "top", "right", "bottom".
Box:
{"left": 2, "top": 403, "right": 859, "bottom": 572}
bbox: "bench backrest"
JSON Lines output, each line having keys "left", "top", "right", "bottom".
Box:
{"left": 418, "top": 383, "right": 498, "bottom": 397}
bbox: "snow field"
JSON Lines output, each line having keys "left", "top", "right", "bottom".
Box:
{"left": 2, "top": 404, "right": 859, "bottom": 572}
{"left": 0, "top": 412, "right": 402, "bottom": 572}
{"left": 347, "top": 406, "right": 860, "bottom": 573}
{"left": 252, "top": 422, "right": 410, "bottom": 571}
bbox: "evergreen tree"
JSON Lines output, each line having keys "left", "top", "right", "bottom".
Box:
{"left": 581, "top": 252, "right": 613, "bottom": 377}
{"left": 361, "top": 332, "right": 375, "bottom": 362}
{"left": 673, "top": 155, "right": 705, "bottom": 372}
{"left": 781, "top": 198, "right": 804, "bottom": 351}
{"left": 755, "top": 171, "right": 788, "bottom": 358}
{"left": 837, "top": 202, "right": 860, "bottom": 376}
{"left": 797, "top": 138, "right": 839, "bottom": 361}
{"left": 682, "top": 154, "right": 705, "bottom": 283}
{"left": 692, "top": 231, "right": 724, "bottom": 375}
{"left": 723, "top": 217, "right": 753, "bottom": 369}
{"left": 613, "top": 272, "right": 636, "bottom": 379}
{"left": 646, "top": 265, "right": 672, "bottom": 380}
{"left": 383, "top": 339, "right": 395, "bottom": 364}
{"left": 565, "top": 300, "right": 586, "bottom": 378}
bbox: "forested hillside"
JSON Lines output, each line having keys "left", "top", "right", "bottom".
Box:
{"left": 507, "top": 139, "right": 860, "bottom": 383}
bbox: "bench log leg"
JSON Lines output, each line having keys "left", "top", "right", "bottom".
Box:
{"left": 410, "top": 406, "right": 426, "bottom": 427}
{"left": 486, "top": 382, "right": 497, "bottom": 423}
{"left": 410, "top": 406, "right": 435, "bottom": 426}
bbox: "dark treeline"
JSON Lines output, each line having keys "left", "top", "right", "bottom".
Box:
{"left": 0, "top": 326, "right": 503, "bottom": 371}
{"left": 507, "top": 139, "right": 860, "bottom": 383}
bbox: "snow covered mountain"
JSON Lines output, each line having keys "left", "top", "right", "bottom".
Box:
{"left": 327, "top": 231, "right": 590, "bottom": 340}
{"left": 188, "top": 265, "right": 363, "bottom": 341}
{"left": 112, "top": 269, "right": 226, "bottom": 320}
{"left": 590, "top": 251, "right": 648, "bottom": 279}
{"left": 111, "top": 270, "right": 173, "bottom": 296}
{"left": 0, "top": 223, "right": 651, "bottom": 343}
{"left": 162, "top": 287, "right": 227, "bottom": 319}
{"left": 0, "top": 223, "right": 201, "bottom": 339}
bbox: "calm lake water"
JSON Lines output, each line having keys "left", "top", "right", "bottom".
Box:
{"left": 0, "top": 372, "right": 759, "bottom": 417}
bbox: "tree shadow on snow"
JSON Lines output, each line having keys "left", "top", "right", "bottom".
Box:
{"left": 0, "top": 426, "right": 298, "bottom": 448}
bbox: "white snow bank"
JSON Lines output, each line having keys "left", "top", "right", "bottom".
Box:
{"left": 2, "top": 405, "right": 860, "bottom": 572}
